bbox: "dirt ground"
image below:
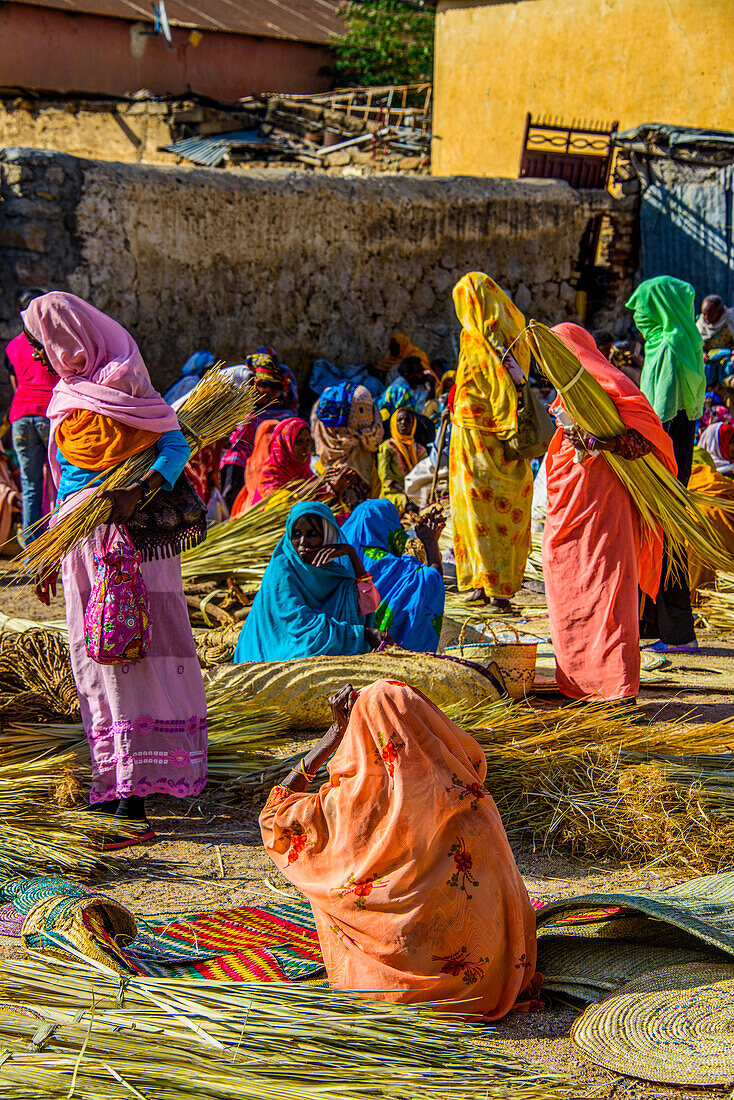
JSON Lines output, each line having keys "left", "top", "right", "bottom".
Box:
{"left": 1, "top": 571, "right": 732, "bottom": 1100}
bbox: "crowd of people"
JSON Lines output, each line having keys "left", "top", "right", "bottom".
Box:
{"left": 3, "top": 267, "right": 723, "bottom": 1019}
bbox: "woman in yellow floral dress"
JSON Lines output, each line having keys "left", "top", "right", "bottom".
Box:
{"left": 449, "top": 273, "right": 532, "bottom": 611}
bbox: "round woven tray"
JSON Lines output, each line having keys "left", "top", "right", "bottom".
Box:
{"left": 571, "top": 961, "right": 734, "bottom": 1085}
{"left": 444, "top": 620, "right": 537, "bottom": 700}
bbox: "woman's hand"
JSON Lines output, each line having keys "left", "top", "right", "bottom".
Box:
{"left": 415, "top": 505, "right": 445, "bottom": 543}
{"left": 35, "top": 564, "right": 59, "bottom": 606}
{"left": 100, "top": 484, "right": 144, "bottom": 525}
{"left": 308, "top": 544, "right": 350, "bottom": 568}
{"left": 415, "top": 505, "right": 445, "bottom": 573}
{"left": 564, "top": 424, "right": 618, "bottom": 453}
{"left": 282, "top": 683, "right": 356, "bottom": 791}
{"left": 329, "top": 683, "right": 357, "bottom": 735}
{"left": 309, "top": 544, "right": 366, "bottom": 578}
{"left": 365, "top": 627, "right": 391, "bottom": 650}
{"left": 325, "top": 465, "right": 356, "bottom": 497}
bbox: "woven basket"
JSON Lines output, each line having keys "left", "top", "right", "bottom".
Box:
{"left": 444, "top": 620, "right": 537, "bottom": 700}
{"left": 22, "top": 893, "right": 137, "bottom": 972}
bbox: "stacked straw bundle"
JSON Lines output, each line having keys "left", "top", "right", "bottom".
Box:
{"left": 0, "top": 956, "right": 570, "bottom": 1100}
{"left": 181, "top": 478, "right": 325, "bottom": 586}
{"left": 7, "top": 367, "right": 258, "bottom": 582}
{"left": 698, "top": 573, "right": 734, "bottom": 633}
{"left": 0, "top": 629, "right": 79, "bottom": 718}
{"left": 527, "top": 322, "right": 734, "bottom": 574}
{"left": 0, "top": 752, "right": 128, "bottom": 875}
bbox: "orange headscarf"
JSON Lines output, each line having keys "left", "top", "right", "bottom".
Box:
{"left": 230, "top": 419, "right": 279, "bottom": 516}
{"left": 378, "top": 333, "right": 437, "bottom": 382}
{"left": 388, "top": 408, "right": 419, "bottom": 472}
{"left": 55, "top": 410, "right": 158, "bottom": 470}
{"left": 550, "top": 323, "right": 677, "bottom": 596}
{"left": 260, "top": 680, "right": 537, "bottom": 1020}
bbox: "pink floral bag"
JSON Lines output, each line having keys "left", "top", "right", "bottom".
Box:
{"left": 84, "top": 525, "right": 151, "bottom": 664}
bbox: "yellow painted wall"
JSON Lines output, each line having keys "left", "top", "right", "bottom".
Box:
{"left": 433, "top": 0, "right": 733, "bottom": 177}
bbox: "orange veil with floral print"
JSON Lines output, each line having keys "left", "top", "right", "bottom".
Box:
{"left": 259, "top": 679, "right": 537, "bottom": 1020}
{"left": 449, "top": 273, "right": 533, "bottom": 599}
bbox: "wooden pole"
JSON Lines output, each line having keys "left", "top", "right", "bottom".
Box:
{"left": 429, "top": 414, "right": 450, "bottom": 503}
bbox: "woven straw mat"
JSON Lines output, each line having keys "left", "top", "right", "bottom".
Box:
{"left": 538, "top": 935, "right": 726, "bottom": 1003}
{"left": 537, "top": 871, "right": 734, "bottom": 957}
{"left": 207, "top": 648, "right": 502, "bottom": 730}
{"left": 571, "top": 961, "right": 734, "bottom": 1085}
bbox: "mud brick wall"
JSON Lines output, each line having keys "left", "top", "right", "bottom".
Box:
{"left": 0, "top": 147, "right": 638, "bottom": 390}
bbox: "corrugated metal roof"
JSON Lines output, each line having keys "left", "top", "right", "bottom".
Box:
{"left": 7, "top": 0, "right": 345, "bottom": 44}
{"left": 164, "top": 128, "right": 270, "bottom": 165}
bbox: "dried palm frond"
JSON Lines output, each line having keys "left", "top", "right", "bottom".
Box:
{"left": 6, "top": 367, "right": 258, "bottom": 583}
{"left": 0, "top": 957, "right": 570, "bottom": 1100}
{"left": 0, "top": 612, "right": 67, "bottom": 636}
{"left": 527, "top": 322, "right": 734, "bottom": 576}
{"left": 0, "top": 720, "right": 85, "bottom": 768}
{"left": 205, "top": 684, "right": 290, "bottom": 781}
{"left": 180, "top": 478, "right": 325, "bottom": 586}
{"left": 698, "top": 572, "right": 734, "bottom": 632}
{"left": 0, "top": 629, "right": 79, "bottom": 718}
{"left": 0, "top": 752, "right": 128, "bottom": 875}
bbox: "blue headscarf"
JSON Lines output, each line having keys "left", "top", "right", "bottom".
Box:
{"left": 234, "top": 501, "right": 369, "bottom": 663}
{"left": 315, "top": 382, "right": 357, "bottom": 428}
{"left": 342, "top": 499, "right": 445, "bottom": 653}
{"left": 164, "top": 351, "right": 215, "bottom": 406}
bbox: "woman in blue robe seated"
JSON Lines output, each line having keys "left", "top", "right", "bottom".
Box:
{"left": 341, "top": 499, "right": 446, "bottom": 653}
{"left": 234, "top": 501, "right": 386, "bottom": 662}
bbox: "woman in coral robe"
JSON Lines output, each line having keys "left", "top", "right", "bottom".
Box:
{"left": 260, "top": 680, "right": 538, "bottom": 1020}
{"left": 543, "top": 324, "right": 677, "bottom": 702}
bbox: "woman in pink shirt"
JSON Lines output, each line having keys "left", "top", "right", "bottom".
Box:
{"left": 6, "top": 289, "right": 57, "bottom": 544}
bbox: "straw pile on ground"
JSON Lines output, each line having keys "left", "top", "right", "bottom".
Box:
{"left": 226, "top": 699, "right": 734, "bottom": 871}
{"left": 527, "top": 322, "right": 734, "bottom": 575}
{"left": 698, "top": 572, "right": 734, "bottom": 633}
{"left": 6, "top": 367, "right": 258, "bottom": 583}
{"left": 180, "top": 479, "right": 325, "bottom": 587}
{"left": 0, "top": 957, "right": 570, "bottom": 1100}
{"left": 0, "top": 753, "right": 129, "bottom": 876}
{"left": 0, "top": 629, "right": 79, "bottom": 720}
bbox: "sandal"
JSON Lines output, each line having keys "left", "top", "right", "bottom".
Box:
{"left": 92, "top": 826, "right": 156, "bottom": 852}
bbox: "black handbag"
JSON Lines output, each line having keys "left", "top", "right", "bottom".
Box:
{"left": 502, "top": 382, "right": 555, "bottom": 460}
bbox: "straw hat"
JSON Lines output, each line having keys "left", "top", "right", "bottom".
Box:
{"left": 571, "top": 962, "right": 734, "bottom": 1085}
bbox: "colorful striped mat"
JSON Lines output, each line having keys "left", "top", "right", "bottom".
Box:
{"left": 85, "top": 897, "right": 325, "bottom": 982}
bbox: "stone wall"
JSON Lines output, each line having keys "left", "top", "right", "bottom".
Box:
{"left": 0, "top": 147, "right": 638, "bottom": 391}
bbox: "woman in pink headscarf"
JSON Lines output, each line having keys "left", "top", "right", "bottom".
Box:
{"left": 252, "top": 418, "right": 314, "bottom": 504}
{"left": 543, "top": 323, "right": 677, "bottom": 703}
{"left": 26, "top": 292, "right": 207, "bottom": 847}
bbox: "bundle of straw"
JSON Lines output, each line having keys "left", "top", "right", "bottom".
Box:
{"left": 0, "top": 628, "right": 79, "bottom": 717}
{"left": 698, "top": 572, "right": 734, "bottom": 633}
{"left": 205, "top": 687, "right": 291, "bottom": 781}
{"left": 526, "top": 322, "right": 734, "bottom": 574}
{"left": 180, "top": 478, "right": 325, "bottom": 586}
{"left": 0, "top": 752, "right": 128, "bottom": 875}
{"left": 7, "top": 367, "right": 258, "bottom": 582}
{"left": 0, "top": 957, "right": 570, "bottom": 1100}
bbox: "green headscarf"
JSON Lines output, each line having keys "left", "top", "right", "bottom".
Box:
{"left": 626, "top": 276, "right": 705, "bottom": 424}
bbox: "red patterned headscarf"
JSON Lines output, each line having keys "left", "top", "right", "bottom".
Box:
{"left": 253, "top": 418, "right": 312, "bottom": 503}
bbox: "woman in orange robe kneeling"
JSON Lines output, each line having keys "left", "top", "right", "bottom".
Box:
{"left": 260, "top": 679, "right": 538, "bottom": 1020}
